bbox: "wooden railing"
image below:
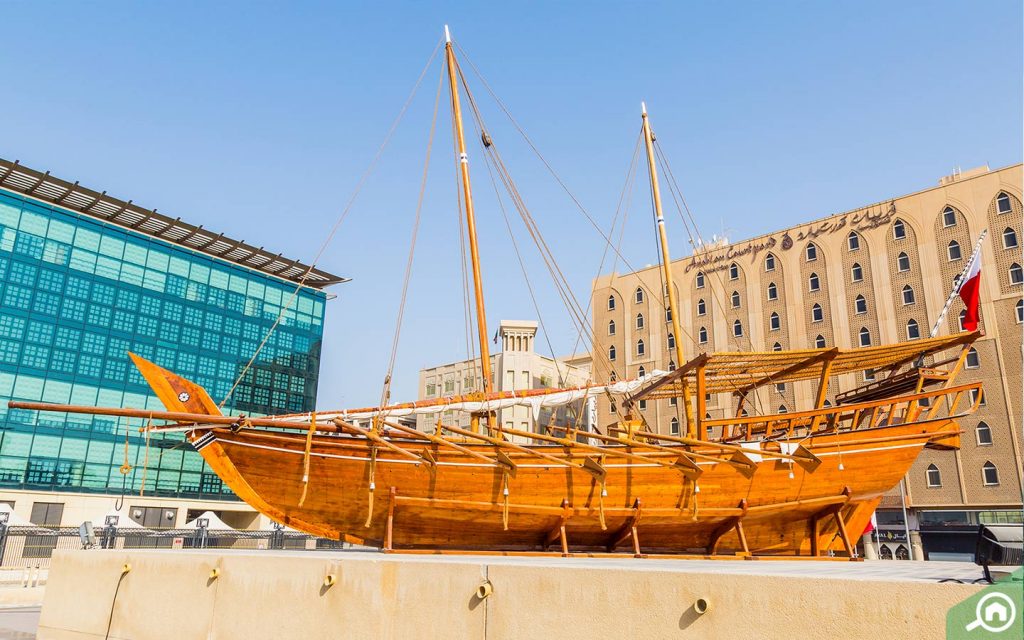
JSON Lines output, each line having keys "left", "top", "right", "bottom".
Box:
{"left": 707, "top": 381, "right": 983, "bottom": 442}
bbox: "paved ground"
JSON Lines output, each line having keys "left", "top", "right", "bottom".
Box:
{"left": 130, "top": 548, "right": 988, "bottom": 583}
{"left": 0, "top": 607, "right": 39, "bottom": 640}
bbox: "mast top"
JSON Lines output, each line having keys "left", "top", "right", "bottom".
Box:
{"left": 641, "top": 101, "right": 648, "bottom": 116}
{"left": 445, "top": 24, "right": 451, "bottom": 43}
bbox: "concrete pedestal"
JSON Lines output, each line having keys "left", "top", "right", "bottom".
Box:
{"left": 38, "top": 549, "right": 982, "bottom": 640}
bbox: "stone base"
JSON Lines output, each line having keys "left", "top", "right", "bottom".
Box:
{"left": 38, "top": 549, "right": 983, "bottom": 640}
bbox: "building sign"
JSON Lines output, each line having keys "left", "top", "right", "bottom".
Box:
{"left": 683, "top": 203, "right": 895, "bottom": 274}
{"left": 874, "top": 530, "right": 908, "bottom": 542}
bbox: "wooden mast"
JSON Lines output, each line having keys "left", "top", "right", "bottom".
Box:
{"left": 640, "top": 103, "right": 697, "bottom": 439}
{"left": 445, "top": 26, "right": 494, "bottom": 432}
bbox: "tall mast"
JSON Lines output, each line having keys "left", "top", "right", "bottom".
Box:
{"left": 445, "top": 26, "right": 494, "bottom": 431}
{"left": 640, "top": 103, "right": 698, "bottom": 439}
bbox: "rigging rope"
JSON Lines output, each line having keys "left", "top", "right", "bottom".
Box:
{"left": 377, "top": 63, "right": 445, "bottom": 417}
{"left": 219, "top": 38, "right": 444, "bottom": 409}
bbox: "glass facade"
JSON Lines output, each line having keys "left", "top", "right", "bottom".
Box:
{"left": 0, "top": 189, "right": 327, "bottom": 500}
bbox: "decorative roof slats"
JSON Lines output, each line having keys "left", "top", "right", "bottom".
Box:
{"left": 632, "top": 332, "right": 979, "bottom": 400}
{"left": 0, "top": 158, "right": 347, "bottom": 289}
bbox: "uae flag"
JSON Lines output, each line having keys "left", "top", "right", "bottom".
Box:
{"left": 958, "top": 251, "right": 982, "bottom": 331}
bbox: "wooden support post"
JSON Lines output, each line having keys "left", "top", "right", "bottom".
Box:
{"left": 383, "top": 486, "right": 397, "bottom": 552}
{"left": 607, "top": 498, "right": 643, "bottom": 557}
{"left": 833, "top": 508, "right": 854, "bottom": 558}
{"left": 543, "top": 498, "right": 571, "bottom": 556}
{"left": 706, "top": 499, "right": 748, "bottom": 555}
{"left": 695, "top": 364, "right": 707, "bottom": 440}
{"left": 809, "top": 354, "right": 837, "bottom": 431}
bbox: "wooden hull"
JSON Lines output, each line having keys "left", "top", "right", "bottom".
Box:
{"left": 190, "top": 418, "right": 957, "bottom": 556}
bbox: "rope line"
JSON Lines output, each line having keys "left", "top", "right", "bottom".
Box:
{"left": 219, "top": 38, "right": 444, "bottom": 409}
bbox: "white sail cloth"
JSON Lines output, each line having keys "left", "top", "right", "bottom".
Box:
{"left": 289, "top": 370, "right": 671, "bottom": 424}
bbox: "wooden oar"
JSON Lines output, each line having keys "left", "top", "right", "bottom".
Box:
{"left": 381, "top": 420, "right": 498, "bottom": 466}
{"left": 332, "top": 419, "right": 428, "bottom": 464}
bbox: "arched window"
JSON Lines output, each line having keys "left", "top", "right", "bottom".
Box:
{"left": 607, "top": 295, "right": 616, "bottom": 310}
{"left": 1003, "top": 227, "right": 1018, "bottom": 249}
{"left": 668, "top": 360, "right": 676, "bottom": 372}
{"left": 806, "top": 243, "right": 818, "bottom": 261}
{"left": 965, "top": 347, "right": 980, "bottom": 368}
{"left": 1017, "top": 299, "right": 1023, "bottom": 323}
{"left": 976, "top": 422, "right": 992, "bottom": 445}
{"left": 772, "top": 342, "right": 783, "bottom": 352}
{"left": 610, "top": 401, "right": 617, "bottom": 414}
{"left": 667, "top": 333, "right": 676, "bottom": 350}
{"left": 634, "top": 287, "right": 644, "bottom": 304}
{"left": 769, "top": 312, "right": 780, "bottom": 331}
{"left": 775, "top": 382, "right": 785, "bottom": 393}
{"left": 808, "top": 272, "right": 820, "bottom": 292}
{"left": 696, "top": 299, "right": 706, "bottom": 316}
{"left": 893, "top": 219, "right": 907, "bottom": 240}
{"left": 879, "top": 546, "right": 893, "bottom": 560}
{"left": 767, "top": 282, "right": 778, "bottom": 300}
{"left": 926, "top": 464, "right": 941, "bottom": 487}
{"left": 695, "top": 272, "right": 705, "bottom": 289}
{"left": 608, "top": 345, "right": 616, "bottom": 361}
{"left": 638, "top": 365, "right": 646, "bottom": 378}
{"left": 902, "top": 285, "right": 915, "bottom": 305}
{"left": 854, "top": 295, "right": 867, "bottom": 315}
{"left": 608, "top": 320, "right": 616, "bottom": 335}
{"left": 815, "top": 335, "right": 826, "bottom": 348}
{"left": 811, "top": 303, "right": 824, "bottom": 322}
{"left": 698, "top": 327, "right": 708, "bottom": 344}
{"left": 897, "top": 252, "right": 910, "bottom": 272}
{"left": 942, "top": 206, "right": 957, "bottom": 227}
{"left": 851, "top": 262, "right": 863, "bottom": 282}
{"left": 859, "top": 327, "right": 871, "bottom": 347}
{"left": 765, "top": 253, "right": 776, "bottom": 271}
{"left": 665, "top": 308, "right": 672, "bottom": 323}
{"left": 982, "top": 461, "right": 999, "bottom": 486}
{"left": 636, "top": 339, "right": 645, "bottom": 356}
{"left": 906, "top": 318, "right": 920, "bottom": 340}
{"left": 731, "top": 291, "right": 741, "bottom": 308}
{"left": 1010, "top": 263, "right": 1023, "bottom": 285}
{"left": 609, "top": 370, "right": 618, "bottom": 382}
{"left": 778, "top": 405, "right": 788, "bottom": 413}
{"left": 895, "top": 545, "right": 910, "bottom": 560}
{"left": 733, "top": 320, "right": 743, "bottom": 337}
{"left": 670, "top": 417, "right": 680, "bottom": 435}
{"left": 958, "top": 309, "right": 968, "bottom": 331}
{"left": 847, "top": 232, "right": 861, "bottom": 251}
{"left": 729, "top": 262, "right": 739, "bottom": 280}
{"left": 997, "top": 192, "right": 1012, "bottom": 214}
{"left": 636, "top": 313, "right": 645, "bottom": 329}
{"left": 947, "top": 240, "right": 962, "bottom": 261}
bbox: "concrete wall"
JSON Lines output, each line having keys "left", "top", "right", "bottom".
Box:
{"left": 38, "top": 550, "right": 981, "bottom": 640}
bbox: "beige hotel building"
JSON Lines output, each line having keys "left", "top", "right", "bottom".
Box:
{"left": 591, "top": 164, "right": 1022, "bottom": 560}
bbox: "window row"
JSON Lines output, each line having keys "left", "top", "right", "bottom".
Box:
{"left": 926, "top": 459, "right": 1000, "bottom": 488}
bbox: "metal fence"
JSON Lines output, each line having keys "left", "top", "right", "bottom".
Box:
{"left": 0, "top": 524, "right": 343, "bottom": 569}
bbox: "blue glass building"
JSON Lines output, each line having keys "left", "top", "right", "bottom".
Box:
{"left": 0, "top": 158, "right": 344, "bottom": 506}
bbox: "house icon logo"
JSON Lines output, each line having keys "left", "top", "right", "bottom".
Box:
{"left": 965, "top": 593, "right": 1017, "bottom": 633}
{"left": 947, "top": 568, "right": 1023, "bottom": 638}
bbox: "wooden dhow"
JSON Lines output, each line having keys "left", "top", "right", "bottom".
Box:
{"left": 10, "top": 27, "right": 986, "bottom": 559}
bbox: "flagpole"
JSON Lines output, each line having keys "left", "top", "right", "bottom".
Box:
{"left": 928, "top": 229, "right": 987, "bottom": 339}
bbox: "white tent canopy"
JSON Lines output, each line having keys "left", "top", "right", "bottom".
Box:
{"left": 90, "top": 508, "right": 149, "bottom": 529}
{"left": 183, "top": 511, "right": 236, "bottom": 531}
{"left": 0, "top": 503, "right": 39, "bottom": 527}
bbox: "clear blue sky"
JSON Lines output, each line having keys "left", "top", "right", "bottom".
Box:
{"left": 2, "top": 1, "right": 1020, "bottom": 409}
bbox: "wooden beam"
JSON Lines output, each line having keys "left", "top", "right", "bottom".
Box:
{"left": 333, "top": 419, "right": 429, "bottom": 465}
{"left": 625, "top": 353, "right": 709, "bottom": 407}
{"left": 440, "top": 424, "right": 581, "bottom": 473}
{"left": 695, "top": 363, "right": 707, "bottom": 440}
{"left": 381, "top": 419, "right": 497, "bottom": 466}
{"left": 737, "top": 348, "right": 840, "bottom": 396}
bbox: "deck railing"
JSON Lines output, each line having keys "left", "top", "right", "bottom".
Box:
{"left": 708, "top": 381, "right": 982, "bottom": 442}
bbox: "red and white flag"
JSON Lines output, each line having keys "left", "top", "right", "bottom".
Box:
{"left": 957, "top": 251, "right": 982, "bottom": 332}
